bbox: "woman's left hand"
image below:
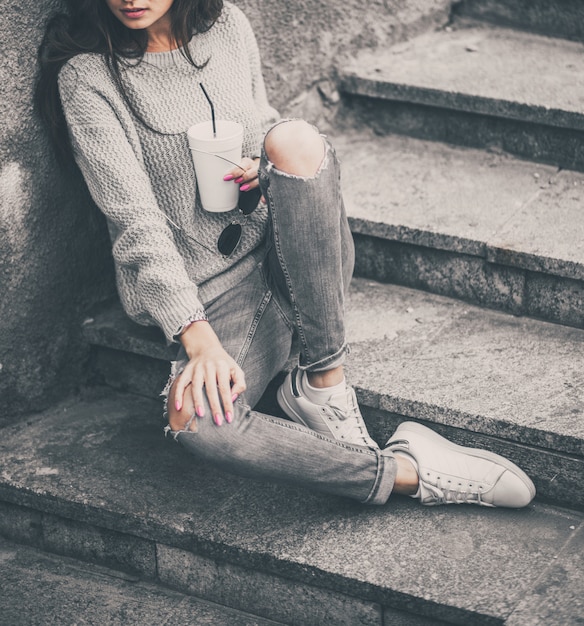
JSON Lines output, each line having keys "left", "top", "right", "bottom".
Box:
{"left": 224, "top": 157, "right": 262, "bottom": 196}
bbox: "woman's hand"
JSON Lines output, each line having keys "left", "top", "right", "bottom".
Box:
{"left": 224, "top": 157, "right": 262, "bottom": 198}
{"left": 174, "top": 321, "right": 246, "bottom": 427}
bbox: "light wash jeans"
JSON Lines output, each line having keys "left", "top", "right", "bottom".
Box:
{"left": 165, "top": 125, "right": 397, "bottom": 505}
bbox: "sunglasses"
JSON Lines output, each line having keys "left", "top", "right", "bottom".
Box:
{"left": 217, "top": 186, "right": 262, "bottom": 256}
{"left": 164, "top": 186, "right": 263, "bottom": 257}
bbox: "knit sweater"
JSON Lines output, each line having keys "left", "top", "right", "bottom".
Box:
{"left": 58, "top": 3, "right": 279, "bottom": 342}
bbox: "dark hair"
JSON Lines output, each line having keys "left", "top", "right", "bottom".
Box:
{"left": 36, "top": 0, "right": 224, "bottom": 162}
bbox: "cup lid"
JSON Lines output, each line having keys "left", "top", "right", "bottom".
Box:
{"left": 187, "top": 120, "right": 243, "bottom": 148}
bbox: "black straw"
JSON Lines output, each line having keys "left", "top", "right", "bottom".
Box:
{"left": 199, "top": 83, "right": 216, "bottom": 137}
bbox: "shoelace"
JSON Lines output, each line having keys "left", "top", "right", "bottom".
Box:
{"left": 327, "top": 388, "right": 371, "bottom": 444}
{"left": 422, "top": 479, "right": 483, "bottom": 505}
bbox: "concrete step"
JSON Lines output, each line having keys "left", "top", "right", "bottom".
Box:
{"left": 453, "top": 0, "right": 584, "bottom": 42}
{"left": 337, "top": 23, "right": 584, "bottom": 170}
{"left": 0, "top": 390, "right": 583, "bottom": 625}
{"left": 82, "top": 278, "right": 584, "bottom": 511}
{"left": 0, "top": 537, "right": 281, "bottom": 625}
{"left": 331, "top": 128, "right": 584, "bottom": 329}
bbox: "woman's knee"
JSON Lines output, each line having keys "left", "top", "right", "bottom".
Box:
{"left": 166, "top": 378, "right": 249, "bottom": 454}
{"left": 264, "top": 120, "right": 325, "bottom": 177}
{"left": 166, "top": 382, "right": 196, "bottom": 435}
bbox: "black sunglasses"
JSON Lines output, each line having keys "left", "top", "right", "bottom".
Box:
{"left": 164, "top": 186, "right": 263, "bottom": 258}
{"left": 217, "top": 186, "right": 262, "bottom": 256}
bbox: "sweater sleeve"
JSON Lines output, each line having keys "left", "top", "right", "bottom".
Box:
{"left": 58, "top": 60, "right": 205, "bottom": 342}
{"left": 232, "top": 6, "right": 280, "bottom": 152}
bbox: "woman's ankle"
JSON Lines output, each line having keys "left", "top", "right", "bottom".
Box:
{"left": 392, "top": 454, "right": 419, "bottom": 496}
{"left": 306, "top": 366, "right": 344, "bottom": 389}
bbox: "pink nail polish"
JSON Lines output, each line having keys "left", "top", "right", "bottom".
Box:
{"left": 214, "top": 413, "right": 222, "bottom": 426}
{"left": 231, "top": 393, "right": 239, "bottom": 403}
{"left": 223, "top": 174, "right": 234, "bottom": 181}
{"left": 197, "top": 405, "right": 205, "bottom": 417}
{"left": 234, "top": 177, "right": 243, "bottom": 184}
{"left": 175, "top": 400, "right": 181, "bottom": 411}
{"left": 225, "top": 411, "right": 233, "bottom": 424}
{"left": 240, "top": 184, "right": 250, "bottom": 192}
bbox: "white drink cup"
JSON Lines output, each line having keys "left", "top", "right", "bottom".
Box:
{"left": 187, "top": 120, "right": 243, "bottom": 213}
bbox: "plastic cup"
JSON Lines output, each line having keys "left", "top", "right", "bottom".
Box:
{"left": 187, "top": 120, "right": 243, "bottom": 213}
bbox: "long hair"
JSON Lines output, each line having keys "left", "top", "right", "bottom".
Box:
{"left": 36, "top": 0, "right": 224, "bottom": 162}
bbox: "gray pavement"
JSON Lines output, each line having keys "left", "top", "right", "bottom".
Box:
{"left": 0, "top": 537, "right": 278, "bottom": 626}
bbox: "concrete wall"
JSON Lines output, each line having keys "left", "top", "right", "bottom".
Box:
{"left": 0, "top": 0, "right": 115, "bottom": 423}
{"left": 0, "top": 0, "right": 452, "bottom": 421}
{"left": 238, "top": 0, "right": 453, "bottom": 121}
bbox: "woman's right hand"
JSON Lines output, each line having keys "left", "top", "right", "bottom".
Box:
{"left": 173, "top": 321, "right": 246, "bottom": 427}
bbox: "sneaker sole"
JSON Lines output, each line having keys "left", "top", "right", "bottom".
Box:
{"left": 389, "top": 421, "right": 536, "bottom": 499}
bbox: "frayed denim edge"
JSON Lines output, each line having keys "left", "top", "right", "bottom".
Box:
{"left": 161, "top": 359, "right": 192, "bottom": 440}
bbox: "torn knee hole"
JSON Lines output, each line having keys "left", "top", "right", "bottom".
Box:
{"left": 264, "top": 120, "right": 326, "bottom": 178}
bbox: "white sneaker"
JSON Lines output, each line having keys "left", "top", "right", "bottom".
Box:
{"left": 386, "top": 421, "right": 536, "bottom": 508}
{"left": 277, "top": 367, "right": 378, "bottom": 448}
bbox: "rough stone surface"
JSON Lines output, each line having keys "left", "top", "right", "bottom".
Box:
{"left": 488, "top": 170, "right": 584, "bottom": 281}
{"left": 454, "top": 0, "right": 584, "bottom": 42}
{"left": 340, "top": 25, "right": 584, "bottom": 130}
{"left": 340, "top": 94, "right": 584, "bottom": 173}
{"left": 333, "top": 129, "right": 557, "bottom": 258}
{"left": 94, "top": 348, "right": 172, "bottom": 398}
{"left": 0, "top": 501, "right": 43, "bottom": 548}
{"left": 157, "top": 545, "right": 382, "bottom": 626}
{"left": 236, "top": 0, "right": 452, "bottom": 117}
{"left": 525, "top": 273, "right": 584, "bottom": 329}
{"left": 329, "top": 130, "right": 584, "bottom": 325}
{"left": 0, "top": 390, "right": 582, "bottom": 623}
{"left": 344, "top": 278, "right": 584, "bottom": 458}
{"left": 505, "top": 524, "right": 584, "bottom": 626}
{"left": 0, "top": 391, "right": 247, "bottom": 549}
{"left": 0, "top": 538, "right": 279, "bottom": 625}
{"left": 42, "top": 513, "right": 157, "bottom": 578}
{"left": 0, "top": 0, "right": 116, "bottom": 420}
{"left": 352, "top": 235, "right": 526, "bottom": 316}
{"left": 198, "top": 480, "right": 583, "bottom": 623}
{"left": 83, "top": 303, "right": 176, "bottom": 361}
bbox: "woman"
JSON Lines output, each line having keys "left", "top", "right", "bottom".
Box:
{"left": 37, "top": 0, "right": 536, "bottom": 508}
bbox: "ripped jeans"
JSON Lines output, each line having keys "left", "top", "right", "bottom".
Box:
{"left": 163, "top": 124, "right": 397, "bottom": 505}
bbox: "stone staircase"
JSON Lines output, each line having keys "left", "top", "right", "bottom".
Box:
{"left": 1, "top": 1, "right": 583, "bottom": 623}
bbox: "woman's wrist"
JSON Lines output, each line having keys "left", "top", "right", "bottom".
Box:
{"left": 173, "top": 310, "right": 209, "bottom": 341}
{"left": 179, "top": 318, "right": 221, "bottom": 359}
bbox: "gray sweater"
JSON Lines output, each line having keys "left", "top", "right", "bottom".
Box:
{"left": 59, "top": 3, "right": 279, "bottom": 341}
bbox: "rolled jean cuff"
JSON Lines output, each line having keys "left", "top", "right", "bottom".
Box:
{"left": 364, "top": 447, "right": 398, "bottom": 505}
{"left": 297, "top": 342, "right": 348, "bottom": 373}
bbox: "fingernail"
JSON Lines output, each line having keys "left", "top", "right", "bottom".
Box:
{"left": 214, "top": 413, "right": 222, "bottom": 426}
{"left": 223, "top": 174, "right": 234, "bottom": 181}
{"left": 240, "top": 184, "right": 250, "bottom": 192}
{"left": 234, "top": 177, "right": 243, "bottom": 184}
{"left": 175, "top": 400, "right": 181, "bottom": 411}
{"left": 231, "top": 393, "right": 239, "bottom": 403}
{"left": 225, "top": 411, "right": 233, "bottom": 424}
{"left": 196, "top": 405, "right": 205, "bottom": 417}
